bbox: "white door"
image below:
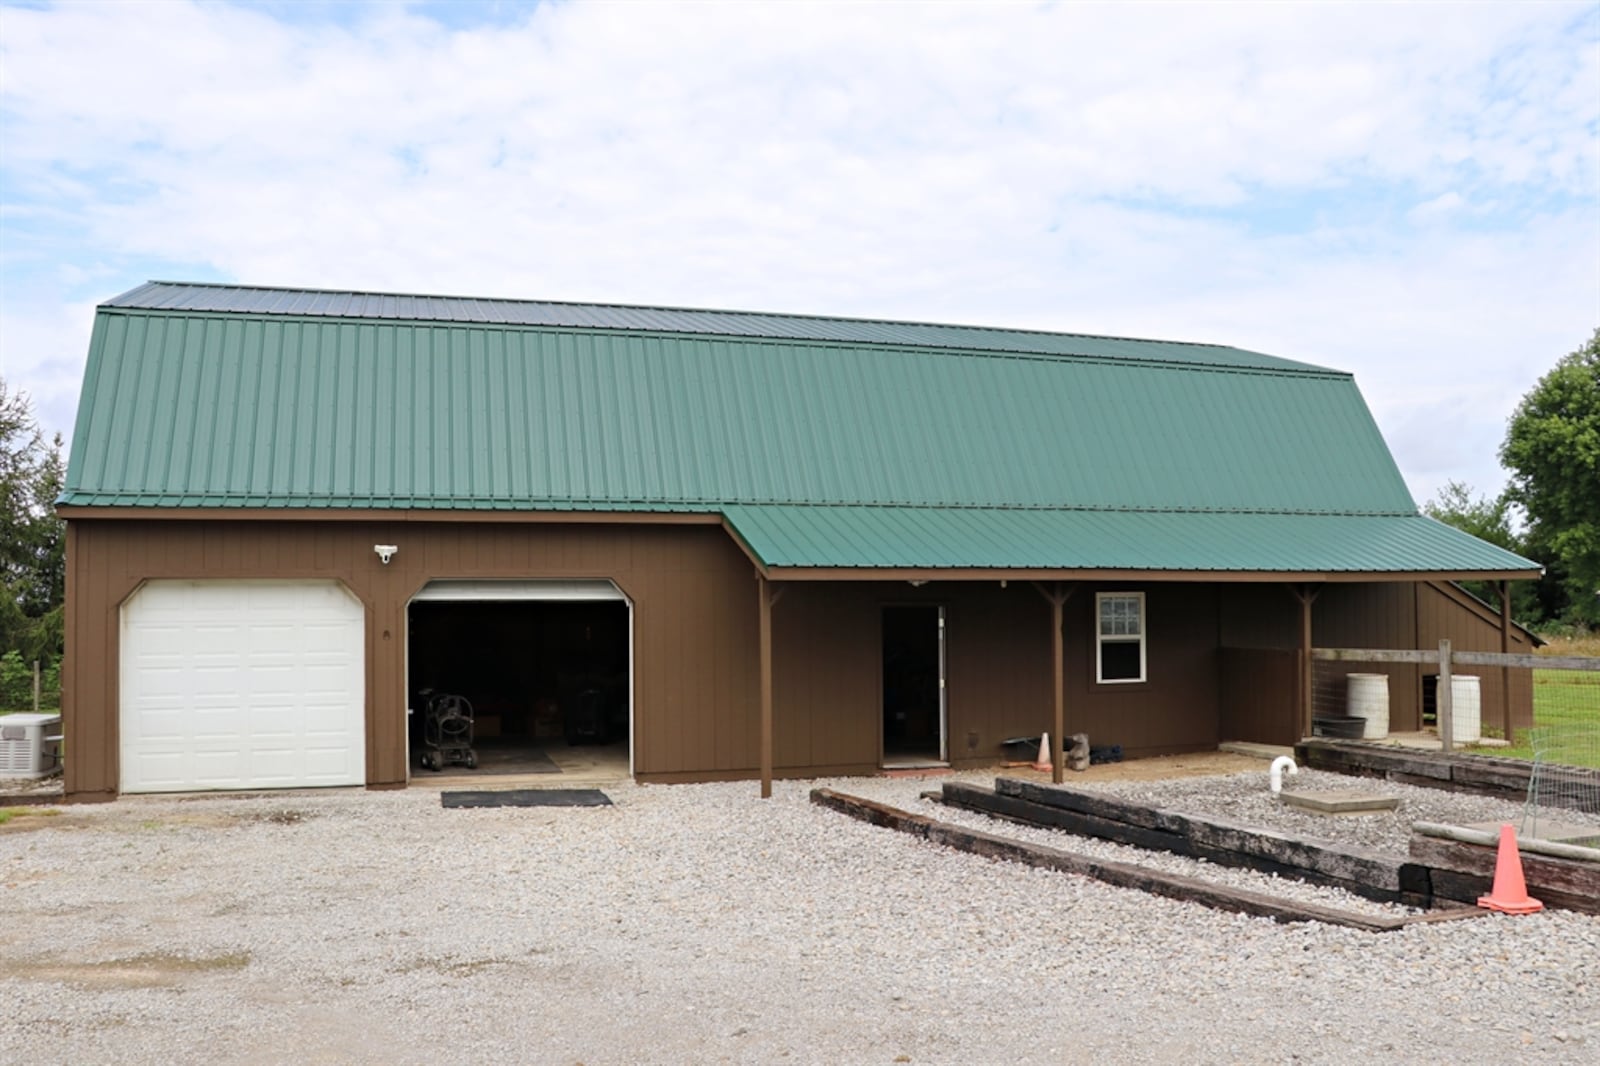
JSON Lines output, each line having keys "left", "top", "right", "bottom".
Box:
{"left": 120, "top": 580, "right": 366, "bottom": 793}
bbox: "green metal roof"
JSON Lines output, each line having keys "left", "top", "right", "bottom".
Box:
{"left": 62, "top": 282, "right": 1541, "bottom": 576}
{"left": 722, "top": 506, "right": 1537, "bottom": 574}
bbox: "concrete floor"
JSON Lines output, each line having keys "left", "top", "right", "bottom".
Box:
{"left": 411, "top": 739, "right": 632, "bottom": 790}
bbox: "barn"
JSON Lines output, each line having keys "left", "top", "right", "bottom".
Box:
{"left": 57, "top": 282, "right": 1540, "bottom": 801}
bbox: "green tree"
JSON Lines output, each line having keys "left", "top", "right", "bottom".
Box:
{"left": 0, "top": 379, "right": 65, "bottom": 664}
{"left": 1502, "top": 328, "right": 1600, "bottom": 626}
{"left": 1422, "top": 481, "right": 1539, "bottom": 620}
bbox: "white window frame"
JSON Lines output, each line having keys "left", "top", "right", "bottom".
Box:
{"left": 1095, "top": 591, "right": 1147, "bottom": 684}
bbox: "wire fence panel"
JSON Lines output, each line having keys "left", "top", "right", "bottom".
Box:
{"left": 1522, "top": 724, "right": 1600, "bottom": 844}
{"left": 1309, "top": 643, "right": 1596, "bottom": 754}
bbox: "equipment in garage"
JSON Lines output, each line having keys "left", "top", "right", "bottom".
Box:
{"left": 418, "top": 691, "right": 477, "bottom": 771}
{"left": 408, "top": 581, "right": 630, "bottom": 771}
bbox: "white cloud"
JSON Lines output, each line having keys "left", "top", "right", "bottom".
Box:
{"left": 0, "top": 0, "right": 1596, "bottom": 507}
{"left": 1408, "top": 191, "right": 1467, "bottom": 223}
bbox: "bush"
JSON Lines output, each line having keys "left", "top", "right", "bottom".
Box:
{"left": 0, "top": 650, "right": 31, "bottom": 708}
{"left": 0, "top": 649, "right": 60, "bottom": 711}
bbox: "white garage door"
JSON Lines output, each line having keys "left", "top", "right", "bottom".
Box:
{"left": 121, "top": 580, "right": 366, "bottom": 793}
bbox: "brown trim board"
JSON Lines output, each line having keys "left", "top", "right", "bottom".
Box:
{"left": 56, "top": 506, "right": 725, "bottom": 525}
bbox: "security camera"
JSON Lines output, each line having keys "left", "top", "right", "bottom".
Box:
{"left": 374, "top": 544, "right": 398, "bottom": 565}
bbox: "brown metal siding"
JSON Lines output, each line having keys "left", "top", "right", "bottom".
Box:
{"left": 1219, "top": 648, "right": 1299, "bottom": 746}
{"left": 64, "top": 519, "right": 759, "bottom": 798}
{"left": 1063, "top": 583, "right": 1222, "bottom": 756}
{"left": 945, "top": 585, "right": 1054, "bottom": 763}
{"left": 1313, "top": 583, "right": 1422, "bottom": 731}
{"left": 769, "top": 582, "right": 1055, "bottom": 772}
{"left": 1415, "top": 582, "right": 1535, "bottom": 736}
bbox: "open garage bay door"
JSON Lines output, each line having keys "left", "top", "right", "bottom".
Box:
{"left": 408, "top": 579, "right": 633, "bottom": 777}
{"left": 120, "top": 580, "right": 366, "bottom": 794}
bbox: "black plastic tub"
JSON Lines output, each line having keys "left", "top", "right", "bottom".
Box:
{"left": 1312, "top": 715, "right": 1368, "bottom": 739}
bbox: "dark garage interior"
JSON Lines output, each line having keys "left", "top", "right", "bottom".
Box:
{"left": 408, "top": 599, "right": 629, "bottom": 773}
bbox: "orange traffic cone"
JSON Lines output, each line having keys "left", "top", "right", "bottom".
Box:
{"left": 1032, "top": 732, "right": 1053, "bottom": 773}
{"left": 1477, "top": 823, "right": 1544, "bottom": 914}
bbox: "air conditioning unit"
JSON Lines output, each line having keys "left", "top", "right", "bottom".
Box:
{"left": 0, "top": 713, "right": 62, "bottom": 779}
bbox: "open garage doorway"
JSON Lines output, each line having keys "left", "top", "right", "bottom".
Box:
{"left": 407, "top": 580, "right": 632, "bottom": 782}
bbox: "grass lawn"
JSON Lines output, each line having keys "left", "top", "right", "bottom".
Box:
{"left": 1468, "top": 635, "right": 1600, "bottom": 768}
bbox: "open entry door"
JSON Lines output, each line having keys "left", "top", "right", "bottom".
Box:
{"left": 882, "top": 605, "right": 947, "bottom": 766}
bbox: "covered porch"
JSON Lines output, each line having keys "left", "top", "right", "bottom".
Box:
{"left": 727, "top": 504, "right": 1542, "bottom": 797}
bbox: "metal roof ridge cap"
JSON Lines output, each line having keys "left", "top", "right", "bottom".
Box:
{"left": 88, "top": 304, "right": 1346, "bottom": 378}
{"left": 116, "top": 279, "right": 1251, "bottom": 351}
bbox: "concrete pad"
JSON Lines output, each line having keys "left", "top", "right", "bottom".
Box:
{"left": 1380, "top": 732, "right": 1443, "bottom": 750}
{"left": 1470, "top": 819, "right": 1600, "bottom": 846}
{"left": 1280, "top": 788, "right": 1401, "bottom": 814}
{"left": 1218, "top": 741, "right": 1293, "bottom": 760}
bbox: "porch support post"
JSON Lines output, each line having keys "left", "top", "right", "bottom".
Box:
{"left": 1499, "top": 580, "right": 1513, "bottom": 742}
{"left": 758, "top": 574, "right": 774, "bottom": 799}
{"left": 1052, "top": 590, "right": 1065, "bottom": 784}
{"left": 1300, "top": 590, "right": 1311, "bottom": 739}
{"left": 1032, "top": 581, "right": 1076, "bottom": 784}
{"left": 1286, "top": 583, "right": 1320, "bottom": 741}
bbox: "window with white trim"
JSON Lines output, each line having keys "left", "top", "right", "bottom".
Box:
{"left": 1096, "top": 592, "right": 1146, "bottom": 683}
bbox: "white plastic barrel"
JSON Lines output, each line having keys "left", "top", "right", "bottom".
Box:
{"left": 1449, "top": 675, "right": 1481, "bottom": 744}
{"left": 1346, "top": 673, "right": 1390, "bottom": 739}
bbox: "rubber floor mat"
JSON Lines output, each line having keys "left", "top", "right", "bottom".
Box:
{"left": 441, "top": 789, "right": 612, "bottom": 809}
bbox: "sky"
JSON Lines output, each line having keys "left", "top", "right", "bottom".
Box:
{"left": 1, "top": 0, "right": 1597, "bottom": 510}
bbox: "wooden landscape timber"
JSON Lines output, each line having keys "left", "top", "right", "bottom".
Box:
{"left": 810, "top": 788, "right": 1483, "bottom": 933}
{"left": 944, "top": 778, "right": 1427, "bottom": 906}
{"left": 1294, "top": 739, "right": 1600, "bottom": 806}
{"left": 933, "top": 777, "right": 1599, "bottom": 916}
{"left": 1409, "top": 824, "right": 1600, "bottom": 916}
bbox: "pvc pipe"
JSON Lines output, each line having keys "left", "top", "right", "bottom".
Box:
{"left": 1412, "top": 821, "right": 1600, "bottom": 863}
{"left": 1270, "top": 755, "right": 1298, "bottom": 795}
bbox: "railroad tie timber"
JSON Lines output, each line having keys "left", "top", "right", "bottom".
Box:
{"left": 1295, "top": 739, "right": 1600, "bottom": 809}
{"left": 942, "top": 779, "right": 1428, "bottom": 906}
{"left": 1409, "top": 825, "right": 1600, "bottom": 915}
{"left": 810, "top": 789, "right": 1483, "bottom": 933}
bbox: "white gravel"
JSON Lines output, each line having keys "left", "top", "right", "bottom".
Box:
{"left": 2, "top": 772, "right": 1596, "bottom": 1065}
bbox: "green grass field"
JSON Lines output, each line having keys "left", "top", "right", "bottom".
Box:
{"left": 1469, "top": 635, "right": 1600, "bottom": 767}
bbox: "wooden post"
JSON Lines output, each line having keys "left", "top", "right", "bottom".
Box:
{"left": 1052, "top": 589, "right": 1065, "bottom": 784}
{"left": 1438, "top": 638, "right": 1453, "bottom": 753}
{"left": 758, "top": 575, "right": 774, "bottom": 799}
{"left": 1031, "top": 582, "right": 1076, "bottom": 783}
{"left": 1499, "top": 581, "right": 1513, "bottom": 742}
{"left": 32, "top": 660, "right": 41, "bottom": 714}
{"left": 1297, "top": 585, "right": 1317, "bottom": 740}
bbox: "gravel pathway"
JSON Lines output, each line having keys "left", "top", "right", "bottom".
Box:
{"left": 2, "top": 773, "right": 1595, "bottom": 1065}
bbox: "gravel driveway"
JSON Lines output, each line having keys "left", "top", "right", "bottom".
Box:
{"left": 2, "top": 770, "right": 1595, "bottom": 1065}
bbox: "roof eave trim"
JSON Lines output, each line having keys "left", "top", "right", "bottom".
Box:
{"left": 758, "top": 566, "right": 1544, "bottom": 583}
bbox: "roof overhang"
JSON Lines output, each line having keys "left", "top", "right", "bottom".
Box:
{"left": 721, "top": 504, "right": 1544, "bottom": 583}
